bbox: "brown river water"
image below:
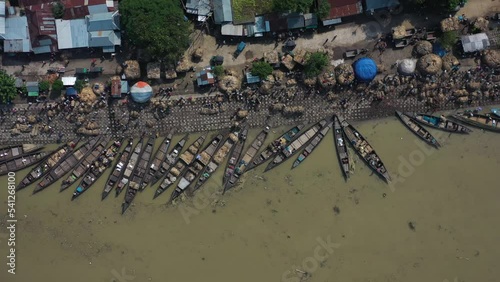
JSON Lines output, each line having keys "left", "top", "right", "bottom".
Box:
{"left": 1, "top": 114, "right": 500, "bottom": 282}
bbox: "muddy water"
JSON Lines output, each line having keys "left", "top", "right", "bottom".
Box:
{"left": 1, "top": 116, "right": 500, "bottom": 282}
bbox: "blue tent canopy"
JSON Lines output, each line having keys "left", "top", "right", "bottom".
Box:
{"left": 66, "top": 87, "right": 77, "bottom": 96}
{"left": 353, "top": 58, "right": 377, "bottom": 82}
{"left": 433, "top": 43, "right": 447, "bottom": 57}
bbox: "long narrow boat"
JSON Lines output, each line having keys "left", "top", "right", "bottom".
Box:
{"left": 0, "top": 144, "right": 44, "bottom": 163}
{"left": 265, "top": 120, "right": 326, "bottom": 172}
{"left": 0, "top": 151, "right": 50, "bottom": 175}
{"left": 341, "top": 119, "right": 391, "bottom": 182}
{"left": 451, "top": 112, "right": 500, "bottom": 133}
{"left": 292, "top": 121, "right": 332, "bottom": 169}
{"left": 222, "top": 126, "right": 248, "bottom": 187}
{"left": 153, "top": 135, "right": 205, "bottom": 199}
{"left": 412, "top": 113, "right": 471, "bottom": 134}
{"left": 333, "top": 115, "right": 350, "bottom": 180}
{"left": 17, "top": 138, "right": 80, "bottom": 191}
{"left": 122, "top": 137, "right": 155, "bottom": 214}
{"left": 491, "top": 108, "right": 500, "bottom": 118}
{"left": 34, "top": 137, "right": 101, "bottom": 193}
{"left": 60, "top": 138, "right": 109, "bottom": 191}
{"left": 224, "top": 127, "right": 269, "bottom": 193}
{"left": 247, "top": 124, "right": 303, "bottom": 171}
{"left": 171, "top": 133, "right": 224, "bottom": 201}
{"left": 72, "top": 139, "right": 123, "bottom": 200}
{"left": 150, "top": 135, "right": 188, "bottom": 187}
{"left": 115, "top": 137, "right": 144, "bottom": 197}
{"left": 102, "top": 139, "right": 134, "bottom": 200}
{"left": 141, "top": 134, "right": 172, "bottom": 189}
{"left": 396, "top": 111, "right": 440, "bottom": 148}
{"left": 195, "top": 128, "right": 244, "bottom": 192}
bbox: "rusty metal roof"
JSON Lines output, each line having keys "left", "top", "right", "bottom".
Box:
{"left": 326, "top": 0, "right": 362, "bottom": 19}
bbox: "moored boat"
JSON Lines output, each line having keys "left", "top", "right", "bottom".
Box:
{"left": 0, "top": 144, "right": 44, "bottom": 163}
{"left": 102, "top": 138, "right": 134, "bottom": 200}
{"left": 170, "top": 133, "right": 224, "bottom": 201}
{"left": 0, "top": 151, "right": 50, "bottom": 176}
{"left": 34, "top": 137, "right": 101, "bottom": 193}
{"left": 141, "top": 134, "right": 172, "bottom": 189}
{"left": 153, "top": 135, "right": 205, "bottom": 199}
{"left": 266, "top": 120, "right": 326, "bottom": 172}
{"left": 341, "top": 119, "right": 391, "bottom": 182}
{"left": 60, "top": 138, "right": 109, "bottom": 191}
{"left": 222, "top": 126, "right": 248, "bottom": 188}
{"left": 450, "top": 112, "right": 500, "bottom": 133}
{"left": 122, "top": 137, "right": 155, "bottom": 214}
{"left": 72, "top": 139, "right": 123, "bottom": 200}
{"left": 115, "top": 137, "right": 144, "bottom": 197}
{"left": 412, "top": 113, "right": 471, "bottom": 134}
{"left": 333, "top": 115, "right": 350, "bottom": 179}
{"left": 17, "top": 138, "right": 80, "bottom": 191}
{"left": 292, "top": 121, "right": 332, "bottom": 169}
{"left": 247, "top": 124, "right": 303, "bottom": 171}
{"left": 150, "top": 135, "right": 188, "bottom": 187}
{"left": 224, "top": 127, "right": 269, "bottom": 193}
{"left": 396, "top": 111, "right": 440, "bottom": 148}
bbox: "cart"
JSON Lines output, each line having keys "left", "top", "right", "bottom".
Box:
{"left": 47, "top": 67, "right": 66, "bottom": 74}
{"left": 394, "top": 38, "right": 411, "bottom": 48}
{"left": 425, "top": 31, "right": 437, "bottom": 42}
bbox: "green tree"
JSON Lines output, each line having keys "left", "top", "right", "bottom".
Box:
{"left": 316, "top": 0, "right": 331, "bottom": 19}
{"left": 251, "top": 61, "right": 273, "bottom": 79}
{"left": 52, "top": 2, "right": 65, "bottom": 19}
{"left": 52, "top": 80, "right": 64, "bottom": 94}
{"left": 0, "top": 70, "right": 17, "bottom": 103}
{"left": 304, "top": 52, "right": 328, "bottom": 78}
{"left": 439, "top": 30, "right": 458, "bottom": 50}
{"left": 39, "top": 80, "right": 50, "bottom": 93}
{"left": 120, "top": 0, "right": 191, "bottom": 64}
{"left": 74, "top": 79, "right": 85, "bottom": 92}
{"left": 273, "top": 0, "right": 314, "bottom": 13}
{"left": 213, "top": 66, "right": 224, "bottom": 78}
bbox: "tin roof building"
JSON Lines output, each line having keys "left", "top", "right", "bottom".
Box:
{"left": 0, "top": 0, "right": 6, "bottom": 36}
{"left": 186, "top": 0, "right": 211, "bottom": 22}
{"left": 322, "top": 0, "right": 362, "bottom": 26}
{"left": 55, "top": 19, "right": 88, "bottom": 49}
{"left": 196, "top": 67, "right": 215, "bottom": 86}
{"left": 213, "top": 0, "right": 232, "bottom": 24}
{"left": 3, "top": 16, "right": 32, "bottom": 53}
{"left": 86, "top": 11, "right": 121, "bottom": 52}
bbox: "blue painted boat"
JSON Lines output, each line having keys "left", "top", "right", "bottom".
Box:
{"left": 491, "top": 108, "right": 500, "bottom": 118}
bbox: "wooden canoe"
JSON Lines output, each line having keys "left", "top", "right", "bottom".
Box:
{"left": 0, "top": 151, "right": 50, "bottom": 175}
{"left": 292, "top": 121, "right": 332, "bottom": 169}
{"left": 333, "top": 115, "right": 350, "bottom": 179}
{"left": 115, "top": 137, "right": 144, "bottom": 197}
{"left": 396, "top": 111, "right": 440, "bottom": 148}
{"left": 450, "top": 112, "right": 500, "bottom": 133}
{"left": 412, "top": 113, "right": 471, "bottom": 134}
{"left": 141, "top": 134, "right": 172, "bottom": 189}
{"left": 0, "top": 144, "right": 44, "bottom": 163}
{"left": 102, "top": 138, "right": 134, "bottom": 200}
{"left": 149, "top": 135, "right": 188, "bottom": 187}
{"left": 222, "top": 126, "right": 248, "bottom": 190}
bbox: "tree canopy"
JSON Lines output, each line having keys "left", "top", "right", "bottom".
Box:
{"left": 315, "top": 0, "right": 331, "bottom": 19}
{"left": 273, "top": 0, "right": 314, "bottom": 13}
{"left": 0, "top": 71, "right": 17, "bottom": 104}
{"left": 213, "top": 66, "right": 224, "bottom": 78}
{"left": 251, "top": 61, "right": 273, "bottom": 79}
{"left": 52, "top": 2, "right": 65, "bottom": 19}
{"left": 304, "top": 52, "right": 329, "bottom": 78}
{"left": 120, "top": 0, "right": 191, "bottom": 63}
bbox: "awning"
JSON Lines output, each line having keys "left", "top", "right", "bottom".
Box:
{"left": 28, "top": 92, "right": 39, "bottom": 97}
{"left": 102, "top": 46, "right": 115, "bottom": 53}
{"left": 62, "top": 76, "right": 77, "bottom": 86}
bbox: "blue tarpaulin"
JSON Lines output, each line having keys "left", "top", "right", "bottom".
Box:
{"left": 353, "top": 58, "right": 377, "bottom": 82}
{"left": 66, "top": 87, "right": 77, "bottom": 96}
{"left": 433, "top": 43, "right": 447, "bottom": 57}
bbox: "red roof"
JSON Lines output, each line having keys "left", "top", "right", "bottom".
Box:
{"left": 61, "top": 0, "right": 112, "bottom": 19}
{"left": 326, "top": 0, "right": 363, "bottom": 19}
{"left": 25, "top": 3, "right": 58, "bottom": 51}
{"left": 20, "top": 0, "right": 52, "bottom": 7}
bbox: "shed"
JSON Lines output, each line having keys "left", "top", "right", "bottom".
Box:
{"left": 65, "top": 87, "right": 78, "bottom": 96}
{"left": 62, "top": 76, "right": 77, "bottom": 87}
{"left": 287, "top": 14, "right": 305, "bottom": 30}
{"left": 14, "top": 78, "right": 24, "bottom": 88}
{"left": 111, "top": 79, "right": 121, "bottom": 98}
{"left": 246, "top": 72, "right": 261, "bottom": 84}
{"left": 185, "top": 0, "right": 211, "bottom": 21}
{"left": 353, "top": 57, "right": 377, "bottom": 82}
{"left": 461, "top": 33, "right": 490, "bottom": 53}
{"left": 0, "top": 0, "right": 5, "bottom": 35}
{"left": 55, "top": 19, "right": 89, "bottom": 49}
{"left": 323, "top": 0, "right": 362, "bottom": 26}
{"left": 303, "top": 13, "right": 318, "bottom": 29}
{"left": 130, "top": 81, "right": 153, "bottom": 103}
{"left": 365, "top": 0, "right": 400, "bottom": 13}
{"left": 86, "top": 11, "right": 120, "bottom": 31}
{"left": 196, "top": 67, "right": 215, "bottom": 86}
{"left": 88, "top": 30, "right": 121, "bottom": 52}
{"left": 26, "top": 81, "right": 39, "bottom": 97}
{"left": 3, "top": 17, "right": 31, "bottom": 53}
{"left": 213, "top": 0, "right": 233, "bottom": 24}
{"left": 251, "top": 16, "right": 270, "bottom": 37}
{"left": 221, "top": 23, "right": 245, "bottom": 36}
{"left": 121, "top": 80, "right": 128, "bottom": 94}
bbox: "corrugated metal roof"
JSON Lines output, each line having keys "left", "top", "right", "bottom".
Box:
{"left": 253, "top": 16, "right": 270, "bottom": 34}
{"left": 221, "top": 23, "right": 245, "bottom": 36}
{"left": 287, "top": 14, "right": 305, "bottom": 30}
{"left": 62, "top": 76, "right": 77, "bottom": 86}
{"left": 304, "top": 13, "right": 317, "bottom": 28}
{"left": 88, "top": 4, "right": 108, "bottom": 14}
{"left": 246, "top": 72, "right": 260, "bottom": 84}
{"left": 186, "top": 0, "right": 211, "bottom": 16}
{"left": 88, "top": 30, "right": 120, "bottom": 47}
{"left": 87, "top": 11, "right": 119, "bottom": 31}
{"left": 61, "top": 0, "right": 109, "bottom": 20}
{"left": 461, "top": 33, "right": 490, "bottom": 53}
{"left": 121, "top": 80, "right": 128, "bottom": 94}
{"left": 326, "top": 0, "right": 362, "bottom": 19}
{"left": 3, "top": 16, "right": 31, "bottom": 52}
{"left": 56, "top": 19, "right": 88, "bottom": 49}
{"left": 213, "top": 0, "right": 232, "bottom": 24}
{"left": 196, "top": 67, "right": 215, "bottom": 86}
{"left": 365, "top": 0, "right": 400, "bottom": 12}
{"left": 0, "top": 1, "right": 5, "bottom": 36}
{"left": 0, "top": 0, "right": 5, "bottom": 16}
{"left": 26, "top": 81, "right": 39, "bottom": 92}
{"left": 266, "top": 14, "right": 287, "bottom": 32}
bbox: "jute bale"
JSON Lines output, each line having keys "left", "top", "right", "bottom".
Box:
{"left": 176, "top": 56, "right": 192, "bottom": 73}
{"left": 335, "top": 63, "right": 355, "bottom": 85}
{"left": 302, "top": 75, "right": 317, "bottom": 87}
{"left": 417, "top": 54, "right": 442, "bottom": 75}
{"left": 193, "top": 48, "right": 204, "bottom": 60}
{"left": 413, "top": 40, "right": 433, "bottom": 57}
{"left": 282, "top": 54, "right": 296, "bottom": 70}
{"left": 286, "top": 79, "right": 297, "bottom": 86}
{"left": 79, "top": 87, "right": 97, "bottom": 104}
{"left": 200, "top": 108, "right": 218, "bottom": 115}
{"left": 165, "top": 69, "right": 178, "bottom": 79}
{"left": 273, "top": 70, "right": 285, "bottom": 81}
{"left": 229, "top": 133, "right": 238, "bottom": 142}
{"left": 264, "top": 50, "right": 279, "bottom": 65}
{"left": 260, "top": 81, "right": 273, "bottom": 94}
{"left": 440, "top": 17, "right": 460, "bottom": 32}
{"left": 482, "top": 49, "right": 500, "bottom": 68}
{"left": 473, "top": 17, "right": 489, "bottom": 32}
{"left": 147, "top": 62, "right": 161, "bottom": 79}
{"left": 392, "top": 25, "right": 407, "bottom": 40}
{"left": 318, "top": 68, "right": 336, "bottom": 89}
{"left": 293, "top": 49, "right": 308, "bottom": 65}
{"left": 442, "top": 54, "right": 460, "bottom": 71}
{"left": 170, "top": 167, "right": 181, "bottom": 176}
{"left": 218, "top": 76, "right": 241, "bottom": 93}
{"left": 270, "top": 103, "right": 285, "bottom": 112}
{"left": 237, "top": 110, "right": 248, "bottom": 118}
{"left": 123, "top": 60, "right": 140, "bottom": 80}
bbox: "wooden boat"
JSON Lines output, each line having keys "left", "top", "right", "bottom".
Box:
{"left": 412, "top": 113, "right": 471, "bottom": 134}
{"left": 72, "top": 139, "right": 123, "bottom": 200}
{"left": 491, "top": 108, "right": 500, "bottom": 118}
{"left": 333, "top": 115, "right": 350, "bottom": 179}
{"left": 450, "top": 112, "right": 500, "bottom": 133}
{"left": 115, "top": 137, "right": 144, "bottom": 197}
{"left": 222, "top": 126, "right": 248, "bottom": 188}
{"left": 153, "top": 135, "right": 205, "bottom": 199}
{"left": 102, "top": 139, "right": 134, "bottom": 200}
{"left": 122, "top": 137, "right": 155, "bottom": 214}
{"left": 195, "top": 128, "right": 245, "bottom": 193}
{"left": 247, "top": 124, "right": 303, "bottom": 171}
{"left": 0, "top": 151, "right": 50, "bottom": 176}
{"left": 34, "top": 137, "right": 101, "bottom": 193}
{"left": 171, "top": 133, "right": 224, "bottom": 201}
{"left": 341, "top": 119, "right": 391, "bottom": 182}
{"left": 224, "top": 127, "right": 269, "bottom": 193}
{"left": 17, "top": 138, "right": 80, "bottom": 191}
{"left": 396, "top": 111, "right": 440, "bottom": 148}
{"left": 141, "top": 134, "right": 172, "bottom": 189}
{"left": 150, "top": 135, "right": 188, "bottom": 187}
{"left": 292, "top": 121, "right": 332, "bottom": 169}
{"left": 60, "top": 138, "right": 109, "bottom": 191}
{"left": 0, "top": 144, "right": 44, "bottom": 163}
{"left": 266, "top": 120, "right": 327, "bottom": 172}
